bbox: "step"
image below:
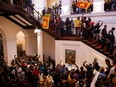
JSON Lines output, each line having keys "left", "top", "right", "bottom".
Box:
{"left": 95, "top": 46, "right": 102, "bottom": 49}
{"left": 104, "top": 52, "right": 110, "bottom": 55}
{"left": 91, "top": 44, "right": 97, "bottom": 47}
{"left": 99, "top": 49, "right": 106, "bottom": 52}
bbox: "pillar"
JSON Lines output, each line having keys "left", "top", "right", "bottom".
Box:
{"left": 61, "top": 0, "right": 71, "bottom": 16}
{"left": 92, "top": 0, "right": 105, "bottom": 13}
{"left": 34, "top": 29, "right": 43, "bottom": 63}
{"left": 5, "top": 38, "right": 17, "bottom": 66}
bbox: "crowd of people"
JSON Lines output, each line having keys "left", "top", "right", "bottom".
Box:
{"left": 0, "top": 1, "right": 116, "bottom": 86}
{"left": 1, "top": 0, "right": 116, "bottom": 16}
{"left": 41, "top": 1, "right": 62, "bottom": 17}
{"left": 0, "top": 54, "right": 55, "bottom": 87}
{"left": 0, "top": 52, "right": 116, "bottom": 87}
{"left": 48, "top": 13, "right": 116, "bottom": 55}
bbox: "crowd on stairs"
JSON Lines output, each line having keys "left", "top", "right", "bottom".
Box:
{"left": 47, "top": 13, "right": 116, "bottom": 59}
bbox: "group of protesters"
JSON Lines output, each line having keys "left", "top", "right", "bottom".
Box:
{"left": 0, "top": 0, "right": 116, "bottom": 87}
{"left": 0, "top": 51, "right": 116, "bottom": 87}
{"left": 48, "top": 13, "right": 115, "bottom": 55}
{"left": 41, "top": 1, "right": 62, "bottom": 18}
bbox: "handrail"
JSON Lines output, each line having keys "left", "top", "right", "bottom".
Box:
{"left": 0, "top": 0, "right": 42, "bottom": 22}
{"left": 32, "top": 6, "right": 43, "bottom": 18}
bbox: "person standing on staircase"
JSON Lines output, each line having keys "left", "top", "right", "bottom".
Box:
{"left": 101, "top": 25, "right": 108, "bottom": 49}
{"left": 107, "top": 27, "right": 115, "bottom": 54}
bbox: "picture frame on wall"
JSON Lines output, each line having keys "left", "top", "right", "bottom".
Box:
{"left": 65, "top": 49, "right": 76, "bottom": 64}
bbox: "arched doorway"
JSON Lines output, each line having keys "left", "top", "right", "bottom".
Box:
{"left": 16, "top": 31, "right": 26, "bottom": 56}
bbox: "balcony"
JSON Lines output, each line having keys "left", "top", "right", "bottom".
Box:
{"left": 0, "top": 1, "right": 40, "bottom": 29}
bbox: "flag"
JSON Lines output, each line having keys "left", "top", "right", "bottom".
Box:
{"left": 77, "top": 2, "right": 91, "bottom": 9}
{"left": 42, "top": 14, "right": 50, "bottom": 29}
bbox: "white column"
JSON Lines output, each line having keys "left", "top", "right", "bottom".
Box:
{"left": 61, "top": 0, "right": 71, "bottom": 16}
{"left": 6, "top": 38, "right": 17, "bottom": 66}
{"left": 92, "top": 0, "right": 105, "bottom": 13}
{"left": 34, "top": 29, "right": 43, "bottom": 63}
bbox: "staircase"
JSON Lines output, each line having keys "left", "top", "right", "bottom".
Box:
{"left": 0, "top": 1, "right": 114, "bottom": 60}
{"left": 44, "top": 29, "right": 114, "bottom": 60}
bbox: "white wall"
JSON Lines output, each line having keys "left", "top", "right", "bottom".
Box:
{"left": 55, "top": 40, "right": 109, "bottom": 69}
{"left": 47, "top": 0, "right": 58, "bottom": 8}
{"left": 25, "top": 29, "right": 37, "bottom": 55}
{"left": 0, "top": 16, "right": 21, "bottom": 65}
{"left": 43, "top": 31, "right": 55, "bottom": 60}
{"left": 0, "top": 16, "right": 37, "bottom": 65}
{"left": 61, "top": 0, "right": 71, "bottom": 15}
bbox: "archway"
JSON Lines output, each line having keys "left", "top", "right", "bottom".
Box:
{"left": 16, "top": 31, "right": 26, "bottom": 56}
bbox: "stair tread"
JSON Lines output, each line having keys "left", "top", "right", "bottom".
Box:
{"left": 99, "top": 49, "right": 106, "bottom": 51}
{"left": 104, "top": 52, "right": 110, "bottom": 54}
{"left": 91, "top": 44, "right": 97, "bottom": 46}
{"left": 108, "top": 55, "right": 113, "bottom": 57}
{"left": 45, "top": 30, "right": 113, "bottom": 59}
{"left": 83, "top": 39, "right": 88, "bottom": 41}
{"left": 95, "top": 46, "right": 102, "bottom": 49}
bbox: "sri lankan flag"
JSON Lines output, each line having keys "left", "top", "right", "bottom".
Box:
{"left": 42, "top": 14, "right": 50, "bottom": 29}
{"left": 77, "top": 2, "right": 91, "bottom": 9}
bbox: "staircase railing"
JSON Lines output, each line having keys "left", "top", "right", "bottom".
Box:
{"left": 0, "top": 0, "right": 43, "bottom": 23}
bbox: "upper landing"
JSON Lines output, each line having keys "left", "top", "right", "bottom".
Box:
{"left": 61, "top": 11, "right": 116, "bottom": 41}
{"left": 61, "top": 11, "right": 116, "bottom": 24}
{"left": 61, "top": 11, "right": 116, "bottom": 18}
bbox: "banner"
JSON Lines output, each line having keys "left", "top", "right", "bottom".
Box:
{"left": 77, "top": 2, "right": 91, "bottom": 9}
{"left": 42, "top": 14, "right": 50, "bottom": 29}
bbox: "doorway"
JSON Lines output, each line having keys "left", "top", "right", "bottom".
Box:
{"left": 16, "top": 31, "right": 26, "bottom": 56}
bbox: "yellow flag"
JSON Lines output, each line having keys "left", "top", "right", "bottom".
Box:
{"left": 77, "top": 1, "right": 91, "bottom": 9}
{"left": 42, "top": 14, "right": 50, "bottom": 29}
